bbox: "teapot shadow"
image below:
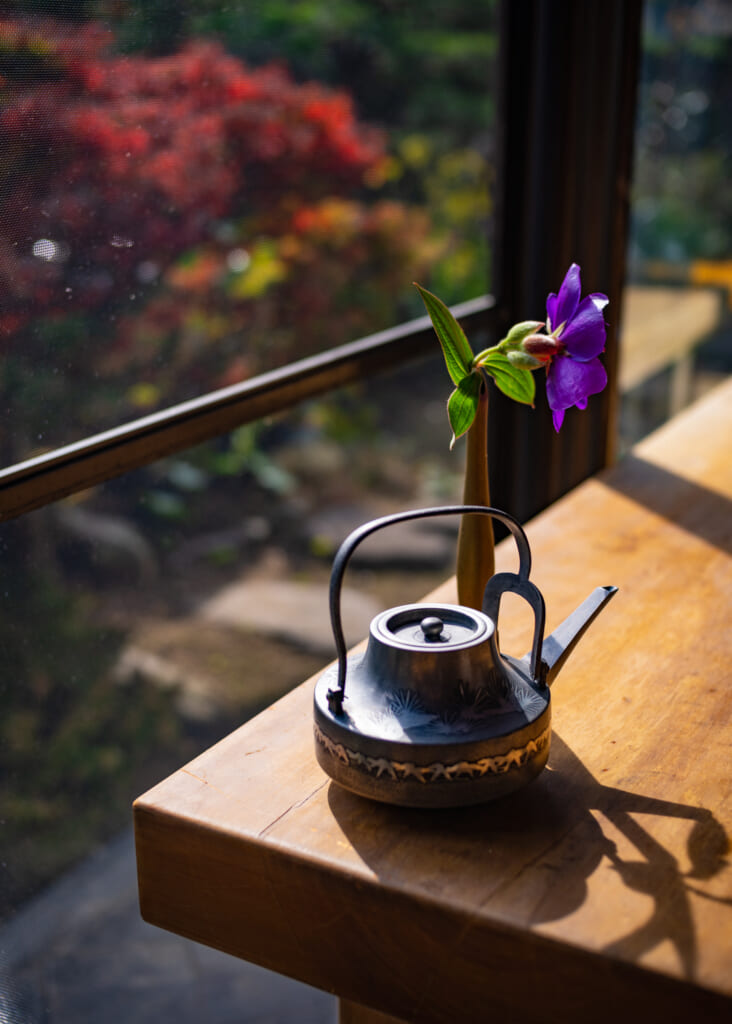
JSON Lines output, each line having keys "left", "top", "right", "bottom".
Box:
{"left": 327, "top": 732, "right": 729, "bottom": 979}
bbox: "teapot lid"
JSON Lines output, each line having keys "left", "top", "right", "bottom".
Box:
{"left": 372, "top": 604, "right": 492, "bottom": 652}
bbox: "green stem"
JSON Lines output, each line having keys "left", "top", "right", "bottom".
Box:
{"left": 471, "top": 342, "right": 503, "bottom": 366}
{"left": 456, "top": 378, "right": 495, "bottom": 610}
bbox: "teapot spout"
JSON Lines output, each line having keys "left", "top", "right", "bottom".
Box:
{"left": 540, "top": 586, "right": 618, "bottom": 686}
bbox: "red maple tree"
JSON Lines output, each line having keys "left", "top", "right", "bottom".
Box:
{"left": 0, "top": 17, "right": 384, "bottom": 340}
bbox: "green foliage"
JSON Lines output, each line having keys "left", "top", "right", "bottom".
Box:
{"left": 632, "top": 0, "right": 732, "bottom": 267}
{"left": 478, "top": 350, "right": 535, "bottom": 406}
{"left": 142, "top": 489, "right": 188, "bottom": 521}
{"left": 416, "top": 284, "right": 536, "bottom": 446}
{"left": 447, "top": 372, "right": 482, "bottom": 449}
{"left": 415, "top": 143, "right": 492, "bottom": 303}
{"left": 110, "top": 0, "right": 496, "bottom": 304}
{"left": 310, "top": 392, "right": 379, "bottom": 446}
{"left": 114, "top": 0, "right": 497, "bottom": 146}
{"left": 633, "top": 151, "right": 732, "bottom": 261}
{"left": 201, "top": 425, "right": 296, "bottom": 496}
{"left": 414, "top": 284, "right": 474, "bottom": 385}
{"left": 0, "top": 533, "right": 189, "bottom": 912}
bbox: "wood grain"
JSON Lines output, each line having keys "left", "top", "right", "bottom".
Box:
{"left": 339, "top": 1000, "right": 407, "bottom": 1024}
{"left": 135, "top": 378, "right": 732, "bottom": 1024}
{"left": 619, "top": 284, "right": 722, "bottom": 390}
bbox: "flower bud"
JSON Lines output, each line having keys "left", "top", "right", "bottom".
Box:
{"left": 502, "top": 320, "right": 545, "bottom": 348}
{"left": 507, "top": 349, "right": 543, "bottom": 370}
{"left": 522, "top": 333, "right": 562, "bottom": 357}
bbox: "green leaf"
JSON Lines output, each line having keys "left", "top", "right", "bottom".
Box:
{"left": 481, "top": 351, "right": 536, "bottom": 405}
{"left": 415, "top": 283, "right": 474, "bottom": 385}
{"left": 447, "top": 372, "right": 482, "bottom": 449}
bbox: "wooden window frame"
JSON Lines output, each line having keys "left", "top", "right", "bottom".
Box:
{"left": 0, "top": 299, "right": 494, "bottom": 521}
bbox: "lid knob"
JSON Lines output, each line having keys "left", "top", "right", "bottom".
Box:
{"left": 420, "top": 615, "right": 445, "bottom": 642}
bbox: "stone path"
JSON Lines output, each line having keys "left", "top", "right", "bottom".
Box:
{"left": 1, "top": 830, "right": 336, "bottom": 1024}
{"left": 199, "top": 578, "right": 382, "bottom": 656}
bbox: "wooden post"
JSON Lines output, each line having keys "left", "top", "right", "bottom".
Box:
{"left": 490, "top": 0, "right": 643, "bottom": 521}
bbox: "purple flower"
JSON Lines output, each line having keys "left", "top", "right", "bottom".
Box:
{"left": 543, "top": 263, "right": 608, "bottom": 431}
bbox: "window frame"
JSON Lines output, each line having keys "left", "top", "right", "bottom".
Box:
{"left": 0, "top": 298, "right": 494, "bottom": 521}
{"left": 488, "top": 0, "right": 643, "bottom": 523}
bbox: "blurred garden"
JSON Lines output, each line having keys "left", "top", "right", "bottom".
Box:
{"left": 0, "top": 0, "right": 493, "bottom": 461}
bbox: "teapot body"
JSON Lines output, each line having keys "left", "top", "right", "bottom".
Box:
{"left": 313, "top": 602, "right": 551, "bottom": 808}
{"left": 313, "top": 504, "right": 616, "bottom": 808}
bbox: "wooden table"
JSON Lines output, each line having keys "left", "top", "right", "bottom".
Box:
{"left": 135, "top": 378, "right": 732, "bottom": 1024}
{"left": 619, "top": 284, "right": 722, "bottom": 413}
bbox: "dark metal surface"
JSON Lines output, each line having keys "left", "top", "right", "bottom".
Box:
{"left": 541, "top": 585, "right": 619, "bottom": 686}
{"left": 314, "top": 505, "right": 617, "bottom": 807}
{"left": 313, "top": 709, "right": 552, "bottom": 809}
{"left": 0, "top": 297, "right": 495, "bottom": 522}
{"left": 324, "top": 505, "right": 539, "bottom": 713}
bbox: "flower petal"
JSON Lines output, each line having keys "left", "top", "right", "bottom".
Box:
{"left": 546, "top": 263, "right": 581, "bottom": 334}
{"left": 552, "top": 407, "right": 565, "bottom": 432}
{"left": 546, "top": 355, "right": 607, "bottom": 423}
{"left": 559, "top": 294, "right": 607, "bottom": 360}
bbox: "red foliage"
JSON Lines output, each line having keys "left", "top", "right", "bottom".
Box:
{"left": 0, "top": 18, "right": 385, "bottom": 340}
{"left": 101, "top": 196, "right": 441, "bottom": 402}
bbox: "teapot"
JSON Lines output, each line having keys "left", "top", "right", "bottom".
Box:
{"left": 313, "top": 505, "right": 617, "bottom": 807}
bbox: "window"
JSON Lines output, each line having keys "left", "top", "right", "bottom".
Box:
{"left": 1, "top": 0, "right": 496, "bottom": 954}
{"left": 620, "top": 0, "right": 732, "bottom": 448}
{"left": 1, "top": 2, "right": 650, "bottom": 1020}
{"left": 0, "top": 1, "right": 494, "bottom": 463}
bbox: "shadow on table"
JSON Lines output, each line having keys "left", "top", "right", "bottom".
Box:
{"left": 327, "top": 732, "right": 729, "bottom": 980}
{"left": 602, "top": 455, "right": 732, "bottom": 555}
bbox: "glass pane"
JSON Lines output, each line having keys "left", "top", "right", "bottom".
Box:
{"left": 621, "top": 0, "right": 732, "bottom": 449}
{"left": 0, "top": 1, "right": 495, "bottom": 466}
{"left": 1, "top": 347, "right": 474, "bottom": 1018}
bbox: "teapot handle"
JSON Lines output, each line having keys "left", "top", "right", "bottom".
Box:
{"left": 481, "top": 573, "right": 546, "bottom": 685}
{"left": 326, "top": 504, "right": 543, "bottom": 714}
